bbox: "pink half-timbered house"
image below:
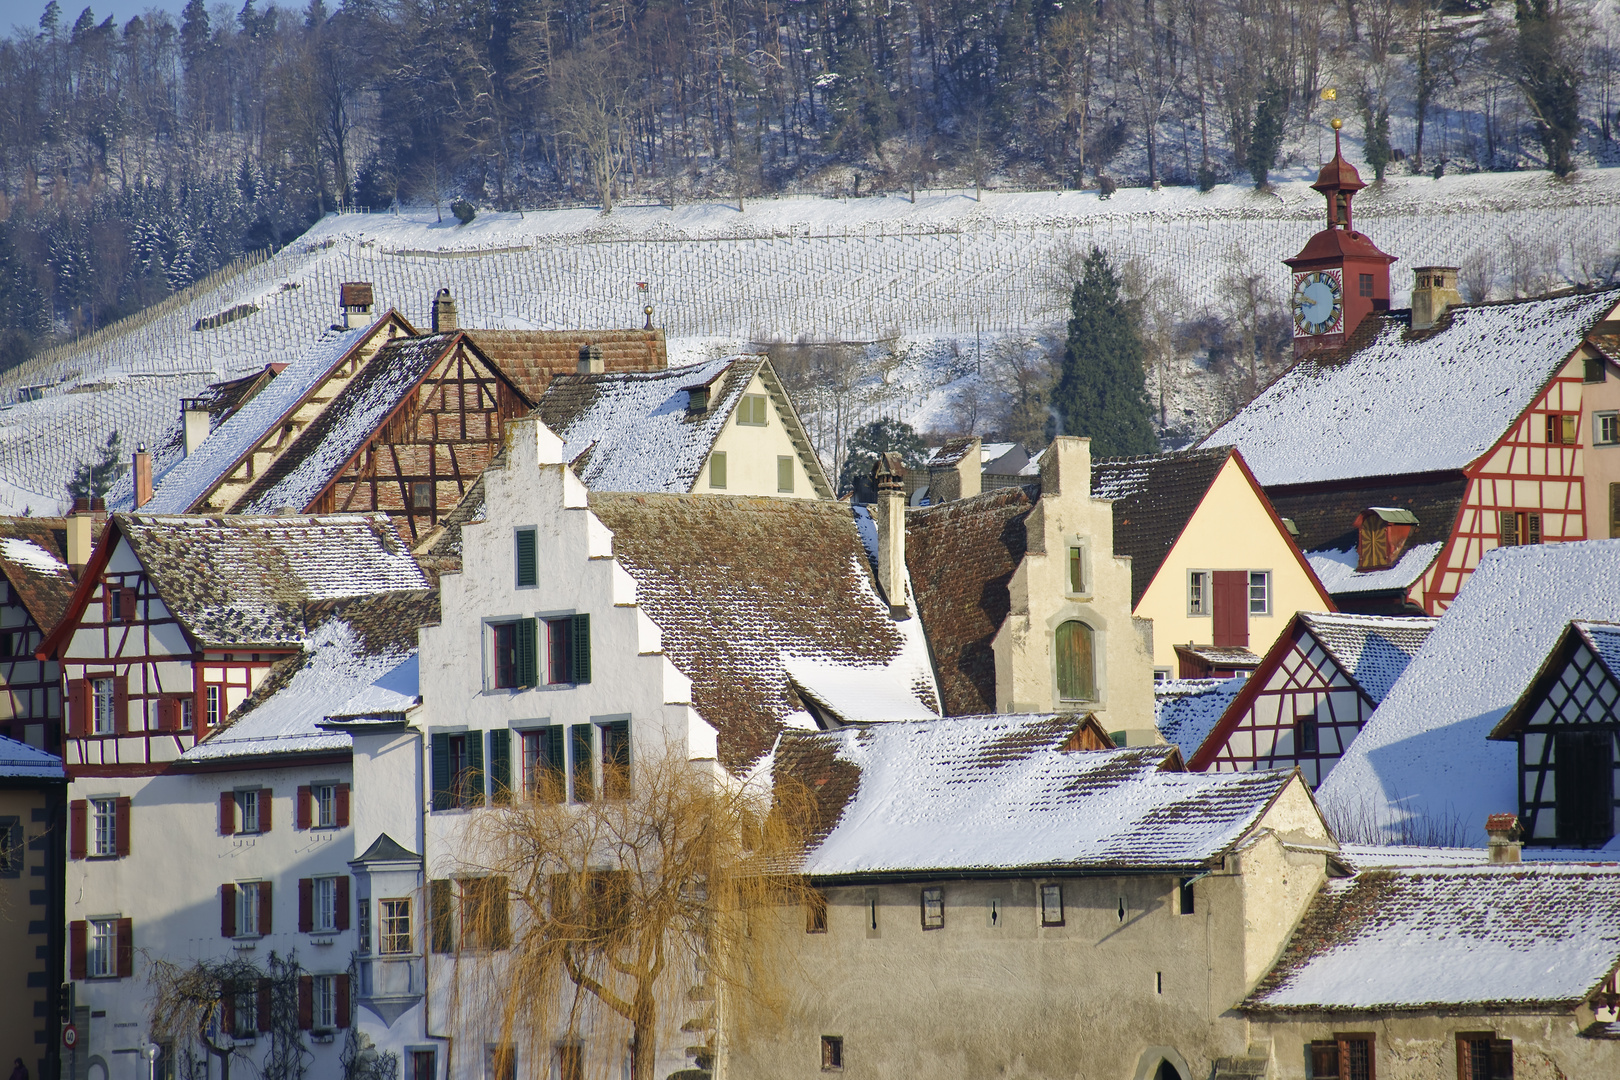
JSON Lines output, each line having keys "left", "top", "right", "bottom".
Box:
{"left": 0, "top": 516, "right": 94, "bottom": 751}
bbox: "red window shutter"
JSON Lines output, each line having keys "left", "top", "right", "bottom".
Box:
{"left": 298, "top": 878, "right": 313, "bottom": 933}
{"left": 116, "top": 918, "right": 133, "bottom": 978}
{"left": 258, "top": 881, "right": 273, "bottom": 936}
{"left": 336, "top": 784, "right": 350, "bottom": 827}
{"left": 220, "top": 792, "right": 235, "bottom": 836}
{"left": 296, "top": 786, "right": 312, "bottom": 830}
{"left": 335, "top": 974, "right": 351, "bottom": 1029}
{"left": 297, "top": 976, "right": 313, "bottom": 1030}
{"left": 157, "top": 698, "right": 177, "bottom": 732}
{"left": 257, "top": 978, "right": 273, "bottom": 1032}
{"left": 67, "top": 679, "right": 87, "bottom": 738}
{"left": 335, "top": 876, "right": 351, "bottom": 931}
{"left": 258, "top": 788, "right": 272, "bottom": 834}
{"left": 114, "top": 797, "right": 131, "bottom": 857}
{"left": 113, "top": 675, "right": 129, "bottom": 734}
{"left": 119, "top": 589, "right": 137, "bottom": 623}
{"left": 69, "top": 800, "right": 86, "bottom": 860}
{"left": 1211, "top": 570, "right": 1249, "bottom": 648}
{"left": 221, "top": 884, "right": 237, "bottom": 938}
{"left": 69, "top": 921, "right": 86, "bottom": 980}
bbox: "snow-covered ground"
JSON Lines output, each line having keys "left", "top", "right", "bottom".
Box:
{"left": 4, "top": 167, "right": 1619, "bottom": 513}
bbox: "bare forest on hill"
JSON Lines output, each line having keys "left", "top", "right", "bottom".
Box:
{"left": 0, "top": 0, "right": 1617, "bottom": 373}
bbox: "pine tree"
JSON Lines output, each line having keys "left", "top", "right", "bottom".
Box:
{"left": 1050, "top": 248, "right": 1159, "bottom": 458}
{"left": 1362, "top": 101, "right": 1393, "bottom": 181}
{"left": 66, "top": 430, "right": 127, "bottom": 501}
{"left": 839, "top": 418, "right": 928, "bottom": 498}
{"left": 1246, "top": 74, "right": 1288, "bottom": 188}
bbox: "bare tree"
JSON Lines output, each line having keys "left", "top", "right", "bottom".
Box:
{"left": 548, "top": 43, "right": 638, "bottom": 211}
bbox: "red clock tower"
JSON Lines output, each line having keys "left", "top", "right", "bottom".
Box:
{"left": 1285, "top": 123, "right": 1396, "bottom": 359}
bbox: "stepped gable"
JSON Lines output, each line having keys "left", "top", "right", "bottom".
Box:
{"left": 1245, "top": 864, "right": 1620, "bottom": 1012}
{"left": 1155, "top": 677, "right": 1246, "bottom": 759}
{"left": 1090, "top": 447, "right": 1231, "bottom": 608}
{"left": 465, "top": 328, "right": 665, "bottom": 401}
{"left": 1203, "top": 289, "right": 1620, "bottom": 487}
{"left": 904, "top": 485, "right": 1039, "bottom": 716}
{"left": 111, "top": 512, "right": 429, "bottom": 648}
{"left": 182, "top": 590, "right": 437, "bottom": 766}
{"left": 586, "top": 492, "right": 938, "bottom": 770}
{"left": 774, "top": 712, "right": 1294, "bottom": 877}
{"left": 0, "top": 517, "right": 83, "bottom": 634}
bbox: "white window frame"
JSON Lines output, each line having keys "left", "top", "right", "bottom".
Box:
{"left": 380, "top": 898, "right": 412, "bottom": 955}
{"left": 87, "top": 917, "right": 116, "bottom": 977}
{"left": 237, "top": 882, "right": 262, "bottom": 939}
{"left": 91, "top": 797, "right": 117, "bottom": 857}
{"left": 206, "top": 685, "right": 221, "bottom": 727}
{"left": 1187, "top": 570, "right": 1209, "bottom": 616}
{"left": 1248, "top": 570, "right": 1271, "bottom": 616}
{"left": 236, "top": 789, "right": 260, "bottom": 835}
{"left": 312, "top": 973, "right": 337, "bottom": 1031}
{"left": 737, "top": 394, "right": 768, "bottom": 426}
{"left": 180, "top": 697, "right": 195, "bottom": 730}
{"left": 91, "top": 677, "right": 116, "bottom": 735}
{"left": 1597, "top": 411, "right": 1619, "bottom": 447}
{"left": 314, "top": 876, "right": 338, "bottom": 933}
{"left": 315, "top": 784, "right": 337, "bottom": 828}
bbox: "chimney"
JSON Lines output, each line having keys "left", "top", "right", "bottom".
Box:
{"left": 182, "top": 400, "right": 210, "bottom": 456}
{"left": 578, "top": 343, "right": 605, "bottom": 374}
{"left": 1485, "top": 813, "right": 1522, "bottom": 863}
{"left": 1410, "top": 266, "right": 1462, "bottom": 331}
{"left": 339, "top": 281, "right": 375, "bottom": 330}
{"left": 432, "top": 288, "right": 458, "bottom": 332}
{"left": 927, "top": 437, "right": 982, "bottom": 503}
{"left": 132, "top": 444, "right": 153, "bottom": 509}
{"left": 873, "top": 452, "right": 909, "bottom": 619}
{"left": 66, "top": 497, "right": 102, "bottom": 572}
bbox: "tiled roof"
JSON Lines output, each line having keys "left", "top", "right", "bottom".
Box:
{"left": 0, "top": 517, "right": 82, "bottom": 632}
{"left": 1245, "top": 865, "right": 1620, "bottom": 1011}
{"left": 1155, "top": 677, "right": 1246, "bottom": 758}
{"left": 464, "top": 329, "right": 666, "bottom": 402}
{"left": 1176, "top": 644, "right": 1262, "bottom": 667}
{"left": 413, "top": 470, "right": 489, "bottom": 571}
{"left": 904, "top": 486, "right": 1038, "bottom": 715}
{"left": 588, "top": 493, "right": 939, "bottom": 770}
{"left": 117, "top": 512, "right": 429, "bottom": 648}
{"left": 926, "top": 437, "right": 976, "bottom": 468}
{"left": 1268, "top": 475, "right": 1467, "bottom": 556}
{"left": 1204, "top": 290, "right": 1620, "bottom": 486}
{"left": 1091, "top": 448, "right": 1230, "bottom": 608}
{"left": 774, "top": 713, "right": 1295, "bottom": 877}
{"left": 1580, "top": 620, "right": 1620, "bottom": 677}
{"left": 1307, "top": 541, "right": 1444, "bottom": 598}
{"left": 0, "top": 733, "right": 64, "bottom": 779}
{"left": 183, "top": 591, "right": 435, "bottom": 764}
{"left": 1298, "top": 611, "right": 1438, "bottom": 703}
{"left": 235, "top": 334, "right": 465, "bottom": 514}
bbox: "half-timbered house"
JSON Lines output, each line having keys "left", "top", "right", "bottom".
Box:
{"left": 0, "top": 517, "right": 87, "bottom": 751}
{"left": 1187, "top": 611, "right": 1437, "bottom": 787}
{"left": 1488, "top": 620, "right": 1620, "bottom": 848}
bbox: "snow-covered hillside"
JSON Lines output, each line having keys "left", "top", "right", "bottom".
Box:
{"left": 4, "top": 168, "right": 1619, "bottom": 514}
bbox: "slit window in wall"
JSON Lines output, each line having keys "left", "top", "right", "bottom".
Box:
{"left": 1178, "top": 877, "right": 1196, "bottom": 915}
{"left": 820, "top": 1036, "right": 843, "bottom": 1072}
{"left": 1068, "top": 545, "right": 1085, "bottom": 593}
{"left": 987, "top": 897, "right": 1003, "bottom": 928}
{"left": 514, "top": 528, "right": 537, "bottom": 588}
{"left": 1040, "top": 883, "right": 1064, "bottom": 927}
{"left": 709, "top": 452, "right": 727, "bottom": 489}
{"left": 1188, "top": 571, "right": 1209, "bottom": 616}
{"left": 806, "top": 892, "right": 828, "bottom": 934}
{"left": 778, "top": 456, "right": 795, "bottom": 493}
{"left": 864, "top": 888, "right": 879, "bottom": 938}
{"left": 920, "top": 887, "right": 944, "bottom": 930}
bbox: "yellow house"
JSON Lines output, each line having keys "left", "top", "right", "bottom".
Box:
{"left": 1092, "top": 447, "right": 1335, "bottom": 679}
{"left": 0, "top": 738, "right": 65, "bottom": 1080}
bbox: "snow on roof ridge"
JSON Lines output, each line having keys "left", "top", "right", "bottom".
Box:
{"left": 0, "top": 537, "right": 68, "bottom": 576}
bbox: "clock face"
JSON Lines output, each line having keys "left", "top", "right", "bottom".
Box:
{"left": 1292, "top": 269, "right": 1344, "bottom": 337}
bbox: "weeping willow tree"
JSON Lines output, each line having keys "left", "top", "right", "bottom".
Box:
{"left": 149, "top": 952, "right": 310, "bottom": 1080}
{"left": 443, "top": 740, "right": 815, "bottom": 1080}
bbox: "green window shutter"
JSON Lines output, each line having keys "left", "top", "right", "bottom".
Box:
{"left": 777, "top": 455, "right": 794, "bottom": 492}
{"left": 515, "top": 529, "right": 537, "bottom": 588}
{"left": 571, "top": 613, "right": 591, "bottom": 684}
{"left": 489, "top": 729, "right": 511, "bottom": 805}
{"left": 429, "top": 879, "right": 454, "bottom": 953}
{"left": 516, "top": 618, "right": 538, "bottom": 687}
{"left": 571, "top": 724, "right": 594, "bottom": 802}
{"left": 430, "top": 733, "right": 452, "bottom": 812}
{"left": 465, "top": 732, "right": 486, "bottom": 808}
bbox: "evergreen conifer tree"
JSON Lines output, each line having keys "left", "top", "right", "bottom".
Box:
{"left": 66, "top": 431, "right": 127, "bottom": 501}
{"left": 1246, "top": 74, "right": 1288, "bottom": 188}
{"left": 1050, "top": 248, "right": 1159, "bottom": 458}
{"left": 839, "top": 417, "right": 927, "bottom": 498}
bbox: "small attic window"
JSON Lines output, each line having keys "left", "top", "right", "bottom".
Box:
{"left": 686, "top": 385, "right": 711, "bottom": 412}
{"left": 738, "top": 394, "right": 768, "bottom": 426}
{"left": 1586, "top": 355, "right": 1607, "bottom": 383}
{"left": 1546, "top": 413, "right": 1578, "bottom": 445}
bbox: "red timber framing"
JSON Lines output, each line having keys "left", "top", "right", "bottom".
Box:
{"left": 308, "top": 335, "right": 531, "bottom": 543}
{"left": 0, "top": 575, "right": 62, "bottom": 751}
{"left": 1189, "top": 614, "right": 1377, "bottom": 787}
{"left": 37, "top": 522, "right": 288, "bottom": 778}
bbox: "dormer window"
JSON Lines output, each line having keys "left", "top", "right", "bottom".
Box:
{"left": 1355, "top": 507, "right": 1417, "bottom": 571}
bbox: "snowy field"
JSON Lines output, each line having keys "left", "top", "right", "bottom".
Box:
{"left": 3, "top": 166, "right": 1619, "bottom": 514}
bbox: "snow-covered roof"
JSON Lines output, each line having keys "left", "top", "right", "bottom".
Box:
{"left": 1306, "top": 541, "right": 1443, "bottom": 596}
{"left": 182, "top": 592, "right": 433, "bottom": 764}
{"left": 1319, "top": 539, "right": 1620, "bottom": 847}
{"left": 1155, "top": 677, "right": 1245, "bottom": 759}
{"left": 1204, "top": 290, "right": 1620, "bottom": 486}
{"left": 1245, "top": 865, "right": 1620, "bottom": 1012}
{"left": 1333, "top": 844, "right": 1488, "bottom": 870}
{"left": 114, "top": 512, "right": 429, "bottom": 648}
{"left": 777, "top": 713, "right": 1297, "bottom": 876}
{"left": 1582, "top": 621, "right": 1620, "bottom": 676}
{"left": 134, "top": 322, "right": 379, "bottom": 514}
{"left": 0, "top": 518, "right": 80, "bottom": 633}
{"left": 1298, "top": 611, "right": 1439, "bottom": 704}
{"left": 0, "top": 733, "right": 64, "bottom": 779}
{"left": 587, "top": 493, "right": 939, "bottom": 769}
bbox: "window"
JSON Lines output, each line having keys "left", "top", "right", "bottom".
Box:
{"left": 1457, "top": 1035, "right": 1513, "bottom": 1079}
{"left": 1597, "top": 411, "right": 1619, "bottom": 446}
{"left": 412, "top": 482, "right": 434, "bottom": 511}
{"left": 1358, "top": 273, "right": 1373, "bottom": 297}
{"left": 1055, "top": 621, "right": 1095, "bottom": 702}
{"left": 314, "top": 784, "right": 337, "bottom": 828}
{"left": 410, "top": 1051, "right": 436, "bottom": 1080}
{"left": 458, "top": 876, "right": 510, "bottom": 950}
{"left": 600, "top": 719, "right": 630, "bottom": 799}
{"left": 432, "top": 732, "right": 484, "bottom": 811}
{"left": 544, "top": 614, "right": 591, "bottom": 684}
{"left": 523, "top": 727, "right": 566, "bottom": 802}
{"left": 88, "top": 917, "right": 117, "bottom": 977}
{"left": 1068, "top": 546, "right": 1084, "bottom": 593}
{"left": 1188, "top": 571, "right": 1209, "bottom": 616}
{"left": 237, "top": 789, "right": 261, "bottom": 835}
{"left": 737, "top": 394, "right": 768, "bottom": 426}
{"left": 314, "top": 876, "right": 339, "bottom": 933}
{"left": 92, "top": 797, "right": 117, "bottom": 857}
{"left": 492, "top": 619, "right": 537, "bottom": 689}
{"left": 181, "top": 698, "right": 194, "bottom": 731}
{"left": 820, "top": 1036, "right": 844, "bottom": 1072}
{"left": 777, "top": 455, "right": 794, "bottom": 493}
{"left": 554, "top": 1044, "right": 583, "bottom": 1080}
{"left": 709, "top": 452, "right": 727, "bottom": 489}
{"left": 1587, "top": 355, "right": 1608, "bottom": 383}
{"left": 514, "top": 528, "right": 537, "bottom": 587}
{"left": 805, "top": 892, "right": 828, "bottom": 933}
{"left": 1248, "top": 571, "right": 1271, "bottom": 615}
{"left": 313, "top": 974, "right": 337, "bottom": 1030}
{"left": 380, "top": 899, "right": 412, "bottom": 955}
{"left": 91, "top": 678, "right": 116, "bottom": 735}
{"left": 231, "top": 983, "right": 258, "bottom": 1039}
{"left": 0, "top": 817, "right": 20, "bottom": 876}
{"left": 1309, "top": 1035, "right": 1375, "bottom": 1080}
{"left": 357, "top": 896, "right": 370, "bottom": 954}
{"left": 1545, "top": 413, "right": 1578, "bottom": 445}
{"left": 1178, "top": 877, "right": 1195, "bottom": 915}
{"left": 1297, "top": 711, "right": 1320, "bottom": 755}
{"left": 1554, "top": 729, "right": 1614, "bottom": 845}
{"left": 206, "top": 685, "right": 221, "bottom": 727}
{"left": 1040, "top": 883, "right": 1064, "bottom": 927}
{"left": 1499, "top": 510, "right": 1541, "bottom": 547}
{"left": 920, "top": 886, "right": 944, "bottom": 929}
{"left": 238, "top": 883, "right": 263, "bottom": 937}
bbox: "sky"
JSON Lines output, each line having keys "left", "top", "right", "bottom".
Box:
{"left": 1, "top": 0, "right": 189, "bottom": 33}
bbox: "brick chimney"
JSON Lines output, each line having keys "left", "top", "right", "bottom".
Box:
{"left": 132, "top": 444, "right": 153, "bottom": 509}
{"left": 432, "top": 288, "right": 458, "bottom": 332}
{"left": 1410, "top": 266, "right": 1462, "bottom": 331}
{"left": 1485, "top": 813, "right": 1521, "bottom": 863}
{"left": 873, "top": 452, "right": 909, "bottom": 619}
{"left": 578, "top": 343, "right": 605, "bottom": 374}
{"left": 339, "top": 281, "right": 375, "bottom": 330}
{"left": 66, "top": 497, "right": 103, "bottom": 573}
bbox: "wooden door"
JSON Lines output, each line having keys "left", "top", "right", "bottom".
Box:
{"left": 1212, "top": 571, "right": 1249, "bottom": 648}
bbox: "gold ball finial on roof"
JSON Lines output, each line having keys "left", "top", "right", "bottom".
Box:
{"left": 1331, "top": 117, "right": 1344, "bottom": 131}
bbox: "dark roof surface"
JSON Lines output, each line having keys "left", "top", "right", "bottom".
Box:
{"left": 904, "top": 486, "right": 1038, "bottom": 716}
{"left": 0, "top": 517, "right": 83, "bottom": 632}
{"left": 1267, "top": 474, "right": 1468, "bottom": 554}
{"left": 1091, "top": 448, "right": 1230, "bottom": 608}
{"left": 465, "top": 329, "right": 665, "bottom": 402}
{"left": 353, "top": 832, "right": 422, "bottom": 864}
